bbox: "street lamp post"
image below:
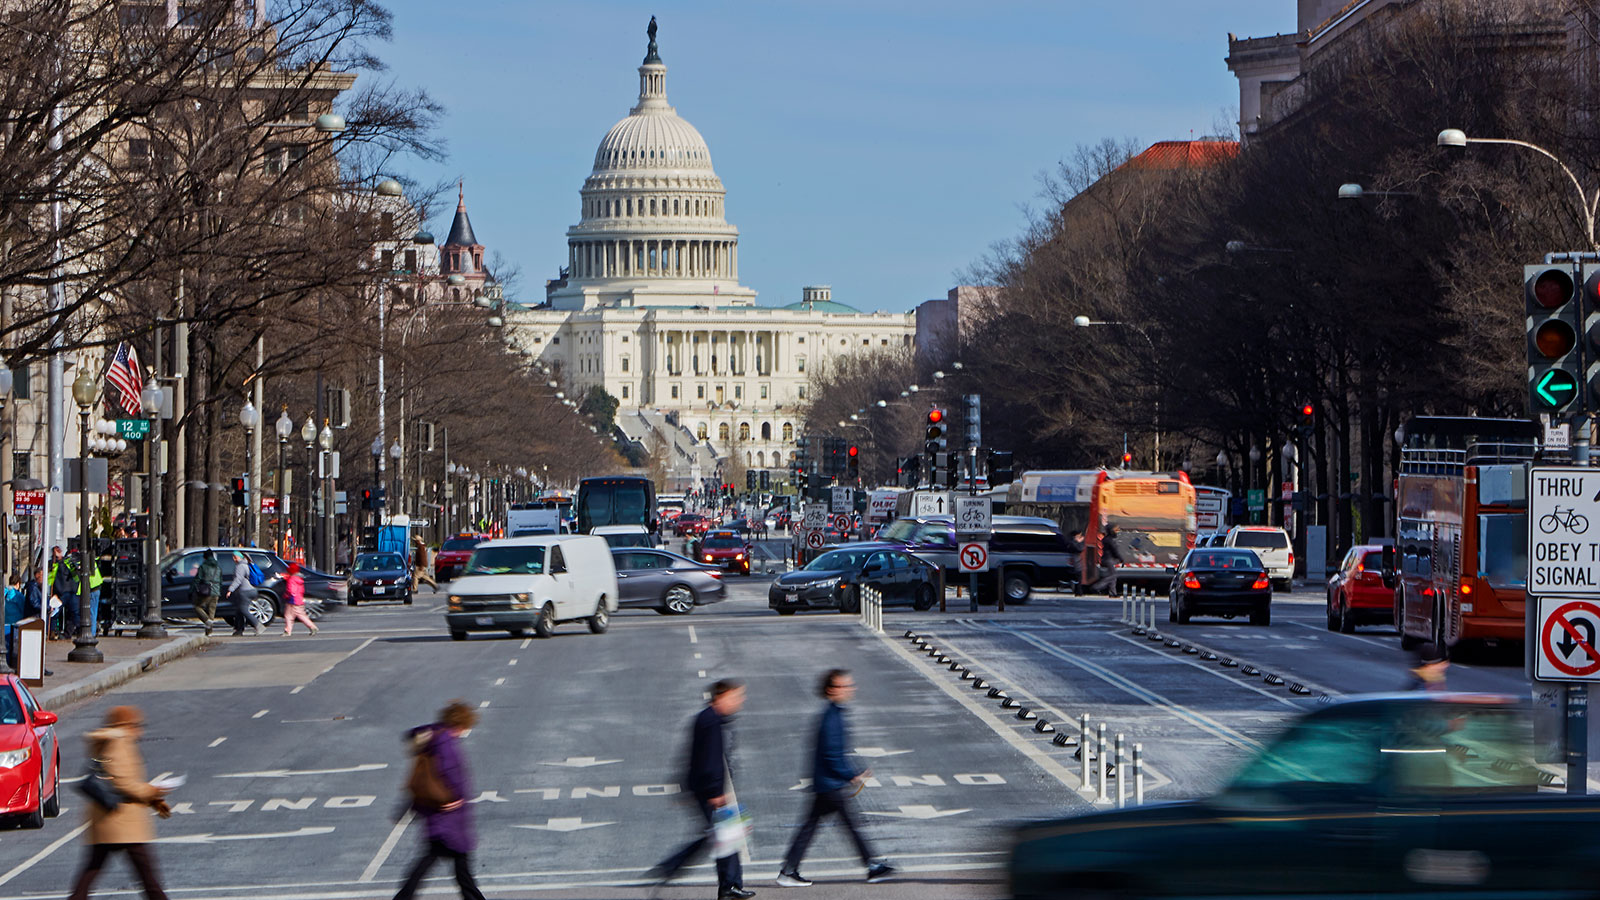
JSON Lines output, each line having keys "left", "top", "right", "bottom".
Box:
{"left": 0, "top": 362, "right": 12, "bottom": 671}
{"left": 319, "top": 421, "right": 334, "bottom": 571}
{"left": 67, "top": 368, "right": 101, "bottom": 663}
{"left": 301, "top": 415, "right": 316, "bottom": 565}
{"left": 138, "top": 381, "right": 166, "bottom": 640}
{"left": 1437, "top": 129, "right": 1598, "bottom": 246}
{"left": 275, "top": 408, "right": 292, "bottom": 555}
{"left": 389, "top": 440, "right": 402, "bottom": 519}
{"left": 1074, "top": 316, "right": 1161, "bottom": 468}
{"left": 239, "top": 399, "right": 258, "bottom": 546}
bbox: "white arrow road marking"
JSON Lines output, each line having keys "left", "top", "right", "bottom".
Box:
{"left": 540, "top": 756, "right": 621, "bottom": 768}
{"left": 865, "top": 804, "right": 970, "bottom": 820}
{"left": 156, "top": 826, "right": 336, "bottom": 844}
{"left": 513, "top": 817, "right": 615, "bottom": 832}
{"left": 852, "top": 747, "right": 913, "bottom": 758}
{"left": 216, "top": 763, "right": 388, "bottom": 779}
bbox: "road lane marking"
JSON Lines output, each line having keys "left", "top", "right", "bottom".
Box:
{"left": 698, "top": 670, "right": 706, "bottom": 678}
{"left": 521, "top": 637, "right": 532, "bottom": 649}
{"left": 252, "top": 709, "right": 268, "bottom": 719}
{"left": 313, "top": 636, "right": 377, "bottom": 681}
{"left": 1103, "top": 631, "right": 1310, "bottom": 708}
{"left": 0, "top": 822, "right": 88, "bottom": 885}
{"left": 997, "top": 627, "right": 1265, "bottom": 752}
{"left": 508, "top": 659, "right": 518, "bottom": 666}
{"left": 290, "top": 685, "right": 304, "bottom": 694}
{"left": 209, "top": 737, "right": 227, "bottom": 748}
{"left": 494, "top": 677, "right": 505, "bottom": 686}
{"left": 358, "top": 809, "right": 413, "bottom": 882}
{"left": 479, "top": 700, "right": 490, "bottom": 708}
{"left": 687, "top": 624, "right": 698, "bottom": 644}
{"left": 694, "top": 652, "right": 702, "bottom": 659}
{"left": 218, "top": 763, "right": 388, "bottom": 779}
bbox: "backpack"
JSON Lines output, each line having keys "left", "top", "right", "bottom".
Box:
{"left": 405, "top": 742, "right": 455, "bottom": 812}
{"left": 247, "top": 562, "right": 265, "bottom": 586}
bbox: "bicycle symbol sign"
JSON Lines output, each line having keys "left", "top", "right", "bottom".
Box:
{"left": 1540, "top": 506, "right": 1590, "bottom": 535}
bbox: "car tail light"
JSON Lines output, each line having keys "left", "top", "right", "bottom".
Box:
{"left": 1182, "top": 573, "right": 1201, "bottom": 590}
{"left": 1459, "top": 576, "right": 1474, "bottom": 596}
{"left": 1251, "top": 574, "right": 1270, "bottom": 590}
{"left": 1287, "top": 551, "right": 1295, "bottom": 569}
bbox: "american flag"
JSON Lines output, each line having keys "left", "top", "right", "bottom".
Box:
{"left": 106, "top": 342, "right": 142, "bottom": 416}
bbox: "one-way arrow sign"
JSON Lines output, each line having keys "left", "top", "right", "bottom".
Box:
{"left": 865, "top": 804, "right": 969, "bottom": 820}
{"left": 539, "top": 756, "right": 621, "bottom": 768}
{"left": 513, "top": 817, "right": 615, "bottom": 832}
{"left": 157, "top": 826, "right": 336, "bottom": 844}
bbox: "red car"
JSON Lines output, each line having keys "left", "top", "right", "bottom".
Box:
{"left": 698, "top": 531, "right": 752, "bottom": 575}
{"left": 674, "top": 515, "right": 712, "bottom": 538}
{"left": 1326, "top": 544, "right": 1393, "bottom": 633}
{"left": 435, "top": 533, "right": 488, "bottom": 582}
{"left": 0, "top": 674, "right": 60, "bottom": 828}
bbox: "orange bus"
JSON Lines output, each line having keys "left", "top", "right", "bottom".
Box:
{"left": 1006, "top": 469, "right": 1197, "bottom": 587}
{"left": 1392, "top": 417, "right": 1538, "bottom": 654}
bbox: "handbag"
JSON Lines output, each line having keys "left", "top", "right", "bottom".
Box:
{"left": 405, "top": 748, "right": 455, "bottom": 812}
{"left": 76, "top": 756, "right": 124, "bottom": 811}
{"left": 708, "top": 802, "right": 751, "bottom": 859}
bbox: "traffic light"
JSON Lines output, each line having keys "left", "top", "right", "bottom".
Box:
{"left": 746, "top": 470, "right": 756, "bottom": 490}
{"left": 361, "top": 488, "right": 373, "bottom": 510}
{"left": 231, "top": 477, "right": 247, "bottom": 508}
{"left": 925, "top": 408, "right": 947, "bottom": 481}
{"left": 987, "top": 450, "right": 1014, "bottom": 485}
{"left": 1121, "top": 452, "right": 1132, "bottom": 467}
{"left": 759, "top": 470, "right": 770, "bottom": 489}
{"left": 897, "top": 455, "right": 921, "bottom": 487}
{"left": 1583, "top": 262, "right": 1600, "bottom": 410}
{"left": 1299, "top": 402, "right": 1315, "bottom": 441}
{"left": 1527, "top": 262, "right": 1582, "bottom": 414}
{"left": 964, "top": 394, "right": 981, "bottom": 446}
{"left": 847, "top": 444, "right": 859, "bottom": 480}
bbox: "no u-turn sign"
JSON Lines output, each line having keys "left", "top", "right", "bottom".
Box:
{"left": 1536, "top": 597, "right": 1600, "bottom": 681}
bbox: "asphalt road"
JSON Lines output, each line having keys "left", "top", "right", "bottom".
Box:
{"left": 0, "top": 546, "right": 1575, "bottom": 900}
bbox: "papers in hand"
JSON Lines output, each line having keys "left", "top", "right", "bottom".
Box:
{"left": 149, "top": 774, "right": 185, "bottom": 791}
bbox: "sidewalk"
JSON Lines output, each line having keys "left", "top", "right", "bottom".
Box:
{"left": 29, "top": 630, "right": 210, "bottom": 709}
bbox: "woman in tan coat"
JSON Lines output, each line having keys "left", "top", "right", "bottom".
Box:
{"left": 69, "top": 705, "right": 172, "bottom": 900}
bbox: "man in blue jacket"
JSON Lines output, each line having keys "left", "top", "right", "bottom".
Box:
{"left": 651, "top": 679, "right": 754, "bottom": 900}
{"left": 777, "top": 669, "right": 894, "bottom": 887}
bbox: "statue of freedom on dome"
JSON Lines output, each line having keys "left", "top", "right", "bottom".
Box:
{"left": 644, "top": 15, "right": 661, "bottom": 63}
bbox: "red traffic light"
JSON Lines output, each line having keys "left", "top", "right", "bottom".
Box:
{"left": 1121, "top": 452, "right": 1132, "bottom": 464}
{"left": 1301, "top": 403, "right": 1314, "bottom": 417}
{"left": 1531, "top": 268, "right": 1577, "bottom": 309}
{"left": 927, "top": 409, "right": 944, "bottom": 424}
{"left": 848, "top": 445, "right": 859, "bottom": 458}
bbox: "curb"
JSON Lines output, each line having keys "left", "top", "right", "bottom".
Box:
{"left": 37, "top": 633, "right": 211, "bottom": 709}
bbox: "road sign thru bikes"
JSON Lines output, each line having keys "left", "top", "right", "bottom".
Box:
{"left": 1528, "top": 467, "right": 1600, "bottom": 595}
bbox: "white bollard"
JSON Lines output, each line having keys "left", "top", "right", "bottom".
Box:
{"left": 1096, "top": 723, "right": 1109, "bottom": 803}
{"left": 1120, "top": 588, "right": 1128, "bottom": 623}
{"left": 1115, "top": 734, "right": 1127, "bottom": 809}
{"left": 1134, "top": 742, "right": 1145, "bottom": 805}
{"left": 1079, "top": 714, "right": 1091, "bottom": 793}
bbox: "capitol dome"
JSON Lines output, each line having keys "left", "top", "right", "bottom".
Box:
{"left": 558, "top": 19, "right": 750, "bottom": 307}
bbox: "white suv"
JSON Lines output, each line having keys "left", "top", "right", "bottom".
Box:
{"left": 1224, "top": 526, "right": 1295, "bottom": 591}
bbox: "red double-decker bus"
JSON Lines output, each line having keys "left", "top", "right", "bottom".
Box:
{"left": 1393, "top": 417, "right": 1538, "bottom": 654}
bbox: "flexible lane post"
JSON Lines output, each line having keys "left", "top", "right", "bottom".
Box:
{"left": 1097, "top": 723, "right": 1109, "bottom": 803}
{"left": 1134, "top": 742, "right": 1145, "bottom": 806}
{"left": 1079, "top": 714, "right": 1091, "bottom": 792}
{"left": 1115, "top": 734, "right": 1127, "bottom": 809}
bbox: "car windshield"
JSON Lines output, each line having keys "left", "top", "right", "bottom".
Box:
{"left": 1187, "top": 551, "right": 1262, "bottom": 569}
{"left": 354, "top": 554, "right": 404, "bottom": 571}
{"left": 1233, "top": 530, "right": 1289, "bottom": 549}
{"left": 878, "top": 520, "right": 919, "bottom": 542}
{"left": 464, "top": 546, "right": 545, "bottom": 576}
{"left": 0, "top": 686, "right": 20, "bottom": 725}
{"left": 805, "top": 548, "right": 873, "bottom": 571}
{"left": 602, "top": 533, "right": 654, "bottom": 548}
{"left": 1478, "top": 513, "right": 1527, "bottom": 591}
{"left": 703, "top": 537, "right": 743, "bottom": 549}
{"left": 442, "top": 538, "right": 482, "bottom": 551}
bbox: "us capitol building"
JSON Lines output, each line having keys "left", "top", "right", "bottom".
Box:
{"left": 501, "top": 20, "right": 918, "bottom": 486}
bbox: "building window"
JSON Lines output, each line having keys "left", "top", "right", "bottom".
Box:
{"left": 381, "top": 249, "right": 394, "bottom": 271}
{"left": 739, "top": 422, "right": 750, "bottom": 440}
{"left": 622, "top": 335, "right": 629, "bottom": 343}
{"left": 12, "top": 363, "right": 28, "bottom": 400}
{"left": 760, "top": 384, "right": 769, "bottom": 400}
{"left": 697, "top": 423, "right": 708, "bottom": 440}
{"left": 761, "top": 422, "right": 772, "bottom": 440}
{"left": 697, "top": 385, "right": 705, "bottom": 400}
{"left": 671, "top": 384, "right": 680, "bottom": 399}
{"left": 719, "top": 423, "right": 730, "bottom": 441}
{"left": 128, "top": 138, "right": 150, "bottom": 165}
{"left": 12, "top": 450, "right": 29, "bottom": 480}
{"left": 796, "top": 356, "right": 806, "bottom": 373}
{"left": 621, "top": 385, "right": 630, "bottom": 399}
{"left": 734, "top": 385, "right": 742, "bottom": 400}
{"left": 621, "top": 356, "right": 630, "bottom": 373}
{"left": 405, "top": 249, "right": 417, "bottom": 272}
{"left": 881, "top": 339, "right": 888, "bottom": 345}
{"left": 533, "top": 335, "right": 543, "bottom": 344}
{"left": 797, "top": 336, "right": 805, "bottom": 344}
{"left": 797, "top": 385, "right": 807, "bottom": 400}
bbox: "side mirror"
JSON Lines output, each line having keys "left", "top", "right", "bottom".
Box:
{"left": 32, "top": 709, "right": 58, "bottom": 727}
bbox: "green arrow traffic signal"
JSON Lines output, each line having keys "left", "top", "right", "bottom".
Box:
{"left": 1535, "top": 369, "right": 1579, "bottom": 410}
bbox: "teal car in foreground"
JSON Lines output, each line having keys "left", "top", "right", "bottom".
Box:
{"left": 1011, "top": 693, "right": 1600, "bottom": 899}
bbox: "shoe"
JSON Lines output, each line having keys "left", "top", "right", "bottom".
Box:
{"left": 203, "top": 624, "right": 213, "bottom": 636}
{"left": 252, "top": 624, "right": 264, "bottom": 636}
{"left": 42, "top": 668, "right": 53, "bottom": 676}
{"left": 866, "top": 863, "right": 896, "bottom": 883}
{"left": 231, "top": 629, "right": 244, "bottom": 636}
{"left": 719, "top": 889, "right": 756, "bottom": 900}
{"left": 776, "top": 871, "right": 812, "bottom": 888}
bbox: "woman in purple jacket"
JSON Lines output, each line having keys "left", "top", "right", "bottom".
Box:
{"left": 393, "top": 701, "right": 484, "bottom": 900}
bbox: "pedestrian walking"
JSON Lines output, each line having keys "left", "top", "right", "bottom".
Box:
{"left": 392, "top": 700, "right": 486, "bottom": 900}
{"left": 3, "top": 573, "right": 22, "bottom": 670}
{"left": 193, "top": 550, "right": 221, "bottom": 636}
{"left": 650, "top": 679, "right": 754, "bottom": 900}
{"left": 1089, "top": 524, "right": 1124, "bottom": 596}
{"left": 777, "top": 669, "right": 894, "bottom": 887}
{"left": 1407, "top": 642, "right": 1449, "bottom": 691}
{"left": 50, "top": 546, "right": 78, "bottom": 638}
{"left": 280, "top": 561, "right": 318, "bottom": 636}
{"left": 412, "top": 538, "right": 438, "bottom": 592}
{"left": 68, "top": 705, "right": 173, "bottom": 900}
{"left": 226, "top": 552, "right": 264, "bottom": 636}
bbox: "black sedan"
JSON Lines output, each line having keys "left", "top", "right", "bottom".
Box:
{"left": 611, "top": 549, "right": 725, "bottom": 614}
{"left": 347, "top": 552, "right": 412, "bottom": 606}
{"left": 1168, "top": 548, "right": 1271, "bottom": 626}
{"left": 769, "top": 543, "right": 939, "bottom": 615}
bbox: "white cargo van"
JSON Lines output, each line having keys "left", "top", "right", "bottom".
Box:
{"left": 1224, "top": 526, "right": 1295, "bottom": 591}
{"left": 444, "top": 535, "right": 618, "bottom": 640}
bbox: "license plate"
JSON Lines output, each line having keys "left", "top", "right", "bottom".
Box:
{"left": 475, "top": 616, "right": 494, "bottom": 626}
{"left": 374, "top": 587, "right": 387, "bottom": 595}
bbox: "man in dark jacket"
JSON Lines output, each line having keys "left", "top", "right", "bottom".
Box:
{"left": 776, "top": 669, "right": 894, "bottom": 887}
{"left": 194, "top": 551, "right": 222, "bottom": 636}
{"left": 652, "top": 679, "right": 753, "bottom": 900}
{"left": 1089, "top": 525, "right": 1125, "bottom": 596}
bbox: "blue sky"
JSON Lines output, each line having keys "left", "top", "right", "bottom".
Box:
{"left": 371, "top": 1, "right": 1289, "bottom": 312}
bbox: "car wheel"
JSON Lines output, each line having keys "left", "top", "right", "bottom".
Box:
{"left": 534, "top": 602, "right": 557, "bottom": 638}
{"left": 42, "top": 757, "right": 59, "bottom": 818}
{"left": 1326, "top": 600, "right": 1339, "bottom": 631}
{"left": 588, "top": 603, "right": 610, "bottom": 634}
{"left": 1274, "top": 579, "right": 1292, "bottom": 593}
{"left": 20, "top": 770, "right": 44, "bottom": 829}
{"left": 403, "top": 593, "right": 413, "bottom": 606}
{"left": 1168, "top": 598, "right": 1177, "bottom": 623}
{"left": 661, "top": 585, "right": 696, "bottom": 615}
{"left": 776, "top": 608, "right": 796, "bottom": 616}
{"left": 250, "top": 593, "right": 278, "bottom": 628}
{"left": 913, "top": 584, "right": 935, "bottom": 612}
{"left": 348, "top": 599, "right": 359, "bottom": 607}
{"left": 1003, "top": 570, "right": 1033, "bottom": 604}
{"left": 1250, "top": 606, "right": 1271, "bottom": 627}
{"left": 1176, "top": 596, "right": 1191, "bottom": 625}
{"left": 840, "top": 586, "right": 861, "bottom": 615}
{"left": 1338, "top": 599, "right": 1356, "bottom": 634}
{"left": 507, "top": 626, "right": 529, "bottom": 637}
{"left": 449, "top": 630, "right": 467, "bottom": 641}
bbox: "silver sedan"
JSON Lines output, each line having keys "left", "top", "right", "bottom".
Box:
{"left": 610, "top": 549, "right": 727, "bottom": 614}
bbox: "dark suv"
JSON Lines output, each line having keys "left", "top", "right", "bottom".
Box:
{"left": 158, "top": 547, "right": 346, "bottom": 628}
{"left": 876, "top": 515, "right": 1078, "bottom": 604}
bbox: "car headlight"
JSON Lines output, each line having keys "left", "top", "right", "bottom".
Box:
{"left": 734, "top": 553, "right": 744, "bottom": 560}
{"left": 510, "top": 593, "right": 533, "bottom": 609}
{"left": 448, "top": 595, "right": 462, "bottom": 611}
{"left": 0, "top": 747, "right": 31, "bottom": 769}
